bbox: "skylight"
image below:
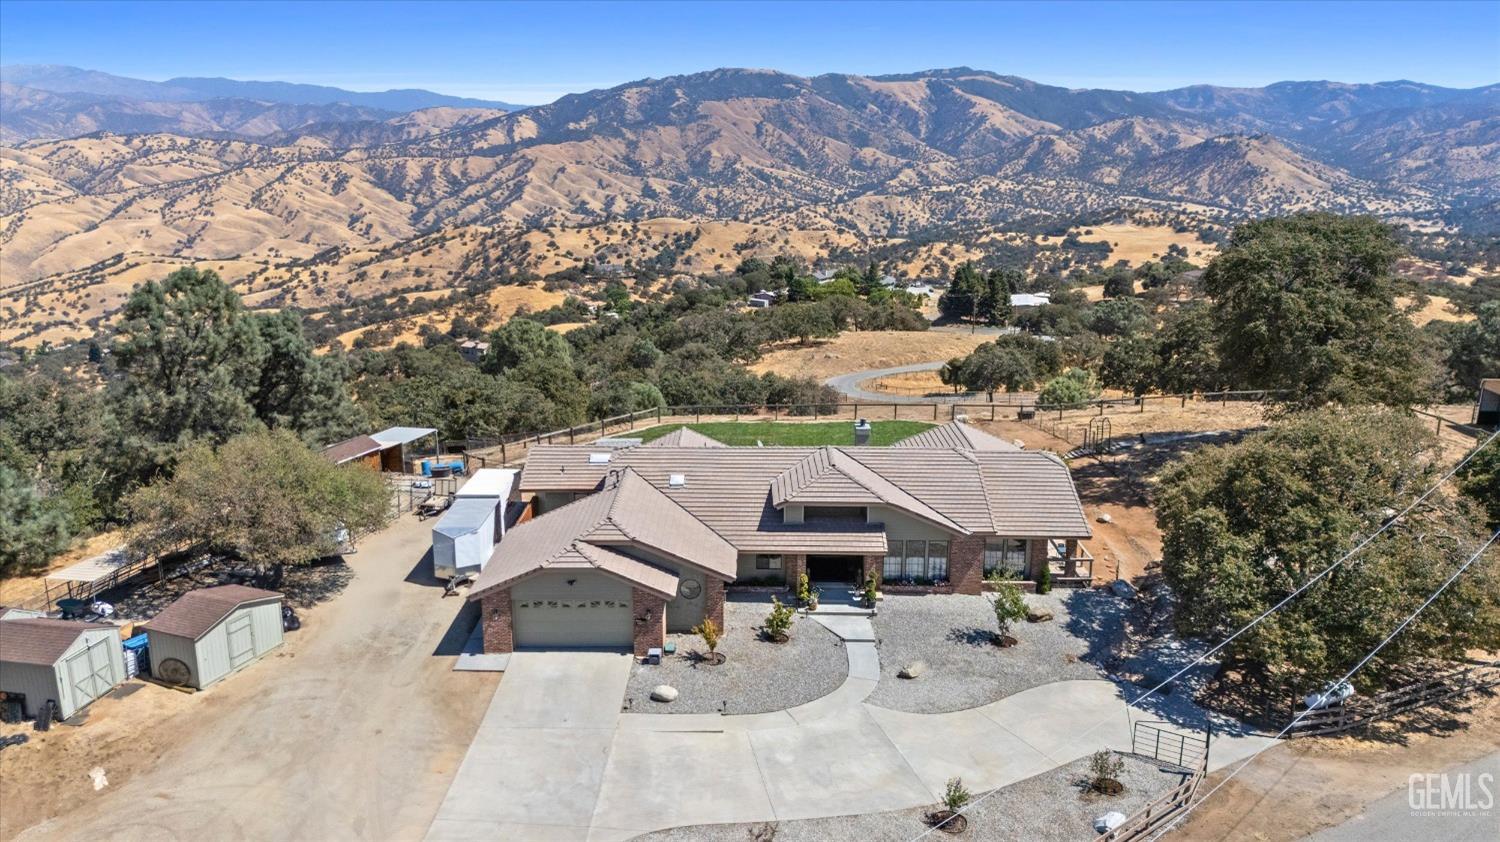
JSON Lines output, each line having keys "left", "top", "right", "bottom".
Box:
{"left": 588, "top": 452, "right": 611, "bottom": 464}
{"left": 668, "top": 473, "right": 686, "bottom": 487}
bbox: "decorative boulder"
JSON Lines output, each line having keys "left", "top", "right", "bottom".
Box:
{"left": 1110, "top": 580, "right": 1137, "bottom": 599}
{"left": 650, "top": 685, "right": 678, "bottom": 703}
{"left": 1094, "top": 812, "right": 1126, "bottom": 833}
{"left": 898, "top": 661, "right": 928, "bottom": 679}
{"left": 1026, "top": 608, "right": 1054, "bottom": 623}
{"left": 1097, "top": 512, "right": 1113, "bottom": 524}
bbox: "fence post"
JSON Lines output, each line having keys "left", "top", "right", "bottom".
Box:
{"left": 892, "top": 404, "right": 898, "bottom": 419}
{"left": 813, "top": 405, "right": 819, "bottom": 421}
{"left": 657, "top": 406, "right": 662, "bottom": 423}
{"left": 1181, "top": 394, "right": 1187, "bottom": 408}
{"left": 774, "top": 405, "right": 779, "bottom": 420}
{"left": 933, "top": 403, "right": 938, "bottom": 421}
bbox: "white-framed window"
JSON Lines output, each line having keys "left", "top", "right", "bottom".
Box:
{"left": 883, "top": 545, "right": 903, "bottom": 579}
{"left": 928, "top": 540, "right": 949, "bottom": 580}
{"left": 984, "top": 539, "right": 1028, "bottom": 577}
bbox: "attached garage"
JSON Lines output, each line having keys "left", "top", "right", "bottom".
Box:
{"left": 511, "top": 572, "right": 632, "bottom": 648}
{"left": 0, "top": 615, "right": 125, "bottom": 721}
{"left": 144, "top": 585, "right": 284, "bottom": 689}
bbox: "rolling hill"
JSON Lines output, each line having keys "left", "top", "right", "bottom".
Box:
{"left": 1, "top": 66, "right": 1494, "bottom": 347}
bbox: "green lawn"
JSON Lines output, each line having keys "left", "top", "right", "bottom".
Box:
{"left": 634, "top": 420, "right": 934, "bottom": 447}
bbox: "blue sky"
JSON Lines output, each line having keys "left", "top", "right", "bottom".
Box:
{"left": 2, "top": 1, "right": 1496, "bottom": 104}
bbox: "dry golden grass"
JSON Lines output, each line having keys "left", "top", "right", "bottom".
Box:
{"left": 332, "top": 284, "right": 568, "bottom": 350}
{"left": 865, "top": 370, "right": 951, "bottom": 396}
{"left": 1070, "top": 223, "right": 1217, "bottom": 265}
{"left": 1398, "top": 294, "right": 1475, "bottom": 326}
{"left": 749, "top": 330, "right": 992, "bottom": 380}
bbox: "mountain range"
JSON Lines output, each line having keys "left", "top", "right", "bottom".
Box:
{"left": 1, "top": 66, "right": 1496, "bottom": 346}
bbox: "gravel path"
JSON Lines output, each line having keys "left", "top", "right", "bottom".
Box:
{"left": 624, "top": 597, "right": 848, "bottom": 714}
{"left": 637, "top": 752, "right": 1185, "bottom": 842}
{"left": 866, "top": 590, "right": 1128, "bottom": 713}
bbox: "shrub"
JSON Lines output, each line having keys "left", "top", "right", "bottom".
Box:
{"left": 1036, "top": 563, "right": 1052, "bottom": 594}
{"left": 764, "top": 597, "right": 794, "bottom": 640}
{"left": 992, "top": 583, "right": 1028, "bottom": 641}
{"left": 863, "top": 571, "right": 879, "bottom": 607}
{"left": 691, "top": 618, "right": 721, "bottom": 655}
{"left": 942, "top": 777, "right": 972, "bottom": 812}
{"left": 795, "top": 572, "right": 813, "bottom": 606}
{"left": 1088, "top": 750, "right": 1125, "bottom": 793}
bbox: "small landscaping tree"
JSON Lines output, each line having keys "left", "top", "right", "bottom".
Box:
{"left": 795, "top": 571, "right": 813, "bottom": 606}
{"left": 863, "top": 571, "right": 879, "bottom": 608}
{"left": 763, "top": 596, "right": 794, "bottom": 642}
{"left": 943, "top": 776, "right": 971, "bottom": 812}
{"left": 1036, "top": 562, "right": 1052, "bottom": 594}
{"left": 992, "top": 583, "right": 1027, "bottom": 645}
{"left": 1088, "top": 750, "right": 1125, "bottom": 794}
{"left": 691, "top": 617, "right": 723, "bottom": 663}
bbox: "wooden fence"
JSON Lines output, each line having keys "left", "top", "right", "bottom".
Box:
{"left": 461, "top": 390, "right": 1289, "bottom": 468}
{"left": 1286, "top": 659, "right": 1500, "bottom": 739}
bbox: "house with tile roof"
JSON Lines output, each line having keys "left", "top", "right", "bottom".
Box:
{"left": 469, "top": 420, "right": 1091, "bottom": 655}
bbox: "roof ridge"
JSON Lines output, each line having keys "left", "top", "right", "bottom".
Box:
{"left": 833, "top": 447, "right": 969, "bottom": 534}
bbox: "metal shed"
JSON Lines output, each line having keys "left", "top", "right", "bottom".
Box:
{"left": 0, "top": 614, "right": 125, "bottom": 720}
{"left": 144, "top": 585, "right": 284, "bottom": 689}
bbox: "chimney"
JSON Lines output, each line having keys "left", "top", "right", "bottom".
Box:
{"left": 853, "top": 418, "right": 872, "bottom": 446}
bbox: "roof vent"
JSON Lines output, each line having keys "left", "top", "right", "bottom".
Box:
{"left": 668, "top": 473, "right": 686, "bottom": 488}
{"left": 588, "top": 452, "right": 611, "bottom": 464}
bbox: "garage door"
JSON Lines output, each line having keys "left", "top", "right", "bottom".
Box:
{"left": 65, "top": 638, "right": 115, "bottom": 710}
{"left": 512, "top": 572, "right": 632, "bottom": 649}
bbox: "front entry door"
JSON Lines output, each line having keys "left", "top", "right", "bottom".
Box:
{"left": 806, "top": 555, "right": 862, "bottom": 584}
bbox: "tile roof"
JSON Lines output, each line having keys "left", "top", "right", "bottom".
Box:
{"left": 321, "top": 435, "right": 383, "bottom": 464}
{"left": 771, "top": 448, "right": 966, "bottom": 533}
{"left": 0, "top": 617, "right": 112, "bottom": 666}
{"left": 642, "top": 427, "right": 728, "bottom": 448}
{"left": 520, "top": 443, "right": 1090, "bottom": 548}
{"left": 469, "top": 469, "right": 735, "bottom": 600}
{"left": 893, "top": 420, "right": 1021, "bottom": 452}
{"left": 145, "top": 585, "right": 282, "bottom": 640}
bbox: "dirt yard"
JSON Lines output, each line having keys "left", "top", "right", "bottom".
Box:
{"left": 1172, "top": 693, "right": 1500, "bottom": 841}
{"left": 865, "top": 370, "right": 951, "bottom": 396}
{"left": 750, "top": 330, "right": 991, "bottom": 381}
{"left": 1, "top": 512, "right": 499, "bottom": 842}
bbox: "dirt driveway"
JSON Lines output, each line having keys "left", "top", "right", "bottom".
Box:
{"left": 4, "top": 512, "right": 499, "bottom": 842}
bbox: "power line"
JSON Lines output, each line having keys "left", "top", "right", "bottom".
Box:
{"left": 1145, "top": 528, "right": 1500, "bottom": 841}
{"left": 907, "top": 428, "right": 1498, "bottom": 841}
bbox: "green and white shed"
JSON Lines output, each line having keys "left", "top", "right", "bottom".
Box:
{"left": 144, "top": 585, "right": 284, "bottom": 689}
{"left": 0, "top": 611, "right": 125, "bottom": 720}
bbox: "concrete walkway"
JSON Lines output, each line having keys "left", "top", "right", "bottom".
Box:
{"left": 428, "top": 620, "right": 1273, "bottom": 841}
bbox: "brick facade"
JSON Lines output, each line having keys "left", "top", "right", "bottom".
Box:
{"left": 781, "top": 553, "right": 807, "bottom": 594}
{"left": 704, "top": 577, "right": 726, "bottom": 629}
{"left": 862, "top": 554, "right": 883, "bottom": 587}
{"left": 481, "top": 588, "right": 514, "bottom": 653}
{"left": 632, "top": 588, "right": 667, "bottom": 657}
{"left": 949, "top": 535, "right": 986, "bottom": 595}
{"left": 1025, "top": 538, "right": 1047, "bottom": 580}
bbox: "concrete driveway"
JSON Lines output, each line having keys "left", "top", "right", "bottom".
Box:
{"left": 13, "top": 511, "right": 501, "bottom": 842}
{"left": 426, "top": 652, "right": 634, "bottom": 841}
{"left": 428, "top": 618, "right": 1273, "bottom": 841}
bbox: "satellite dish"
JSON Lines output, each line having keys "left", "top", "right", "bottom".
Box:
{"left": 156, "top": 658, "right": 192, "bottom": 686}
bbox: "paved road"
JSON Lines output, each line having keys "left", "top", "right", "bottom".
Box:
{"left": 427, "top": 619, "right": 1272, "bottom": 841}
{"left": 1308, "top": 753, "right": 1499, "bottom": 842}
{"left": 16, "top": 512, "right": 500, "bottom": 842}
{"left": 823, "top": 360, "right": 1037, "bottom": 406}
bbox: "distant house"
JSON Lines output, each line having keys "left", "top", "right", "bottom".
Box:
{"left": 747, "top": 290, "right": 778, "bottom": 309}
{"left": 905, "top": 283, "right": 935, "bottom": 297}
{"left": 458, "top": 340, "right": 490, "bottom": 363}
{"left": 1010, "top": 292, "right": 1052, "bottom": 310}
{"left": 813, "top": 268, "right": 840, "bottom": 282}
{"left": 880, "top": 274, "right": 902, "bottom": 289}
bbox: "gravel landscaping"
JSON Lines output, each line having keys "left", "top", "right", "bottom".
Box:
{"left": 623, "top": 596, "right": 848, "bottom": 714}
{"left": 637, "top": 752, "right": 1186, "bottom": 842}
{"left": 866, "top": 589, "right": 1129, "bottom": 713}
